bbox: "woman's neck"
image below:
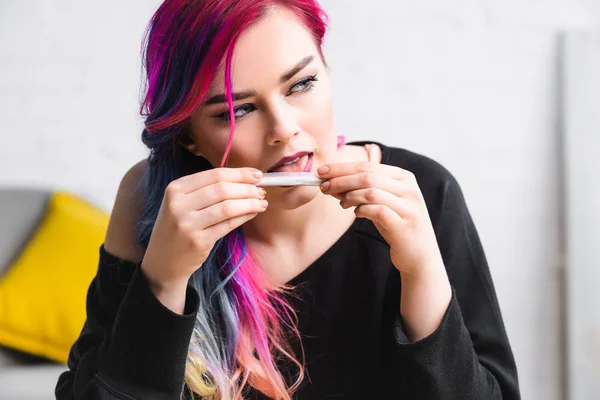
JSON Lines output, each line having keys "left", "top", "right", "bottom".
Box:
{"left": 243, "top": 187, "right": 347, "bottom": 247}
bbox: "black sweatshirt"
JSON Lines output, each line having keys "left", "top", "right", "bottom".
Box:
{"left": 55, "top": 142, "right": 520, "bottom": 399}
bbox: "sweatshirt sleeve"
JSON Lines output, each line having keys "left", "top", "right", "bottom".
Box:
{"left": 55, "top": 246, "right": 199, "bottom": 400}
{"left": 392, "top": 165, "right": 521, "bottom": 400}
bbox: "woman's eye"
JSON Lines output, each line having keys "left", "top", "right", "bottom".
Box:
{"left": 213, "top": 75, "right": 317, "bottom": 122}
{"left": 288, "top": 75, "right": 318, "bottom": 94}
{"left": 215, "top": 103, "right": 256, "bottom": 121}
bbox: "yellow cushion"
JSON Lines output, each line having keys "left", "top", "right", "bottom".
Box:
{"left": 0, "top": 191, "right": 109, "bottom": 364}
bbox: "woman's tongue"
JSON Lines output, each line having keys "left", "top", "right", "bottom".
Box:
{"left": 271, "top": 154, "right": 309, "bottom": 173}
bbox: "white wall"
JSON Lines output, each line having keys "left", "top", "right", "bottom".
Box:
{"left": 564, "top": 31, "right": 600, "bottom": 400}
{"left": 1, "top": 1, "right": 599, "bottom": 399}
{"left": 0, "top": 1, "right": 158, "bottom": 208}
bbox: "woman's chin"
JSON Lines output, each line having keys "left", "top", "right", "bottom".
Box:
{"left": 266, "top": 185, "right": 321, "bottom": 210}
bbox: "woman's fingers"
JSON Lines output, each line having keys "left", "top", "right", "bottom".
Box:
{"left": 340, "top": 187, "right": 417, "bottom": 218}
{"left": 187, "top": 181, "right": 266, "bottom": 211}
{"left": 201, "top": 212, "right": 261, "bottom": 243}
{"left": 322, "top": 175, "right": 409, "bottom": 198}
{"left": 196, "top": 198, "right": 268, "bottom": 229}
{"left": 354, "top": 204, "right": 403, "bottom": 227}
{"left": 318, "top": 161, "right": 411, "bottom": 181}
{"left": 170, "top": 167, "right": 263, "bottom": 194}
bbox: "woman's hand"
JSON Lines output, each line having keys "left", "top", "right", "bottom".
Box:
{"left": 317, "top": 160, "right": 444, "bottom": 279}
{"left": 141, "top": 168, "right": 267, "bottom": 299}
{"left": 318, "top": 151, "right": 452, "bottom": 340}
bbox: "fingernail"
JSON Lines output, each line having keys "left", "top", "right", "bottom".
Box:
{"left": 253, "top": 170, "right": 263, "bottom": 179}
{"left": 320, "top": 181, "right": 330, "bottom": 192}
{"left": 317, "top": 165, "right": 329, "bottom": 176}
{"left": 260, "top": 200, "right": 269, "bottom": 208}
{"left": 258, "top": 188, "right": 267, "bottom": 198}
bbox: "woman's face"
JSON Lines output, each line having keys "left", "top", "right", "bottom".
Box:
{"left": 187, "top": 7, "right": 336, "bottom": 209}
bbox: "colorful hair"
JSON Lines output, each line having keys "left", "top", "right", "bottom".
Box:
{"left": 136, "top": 1, "right": 329, "bottom": 398}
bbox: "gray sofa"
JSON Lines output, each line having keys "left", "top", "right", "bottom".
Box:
{"left": 0, "top": 189, "right": 69, "bottom": 399}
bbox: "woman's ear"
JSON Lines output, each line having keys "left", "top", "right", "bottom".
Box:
{"left": 179, "top": 133, "right": 205, "bottom": 157}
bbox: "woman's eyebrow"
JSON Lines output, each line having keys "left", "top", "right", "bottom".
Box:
{"left": 204, "top": 89, "right": 256, "bottom": 106}
{"left": 279, "top": 55, "right": 314, "bottom": 83}
{"left": 203, "top": 55, "right": 314, "bottom": 106}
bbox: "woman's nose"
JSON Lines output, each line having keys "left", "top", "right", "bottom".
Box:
{"left": 265, "top": 104, "right": 300, "bottom": 146}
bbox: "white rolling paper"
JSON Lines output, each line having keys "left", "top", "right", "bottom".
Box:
{"left": 256, "top": 172, "right": 323, "bottom": 187}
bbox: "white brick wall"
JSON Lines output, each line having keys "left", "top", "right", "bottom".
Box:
{"left": 1, "top": 1, "right": 599, "bottom": 399}
{"left": 0, "top": 1, "right": 159, "bottom": 208}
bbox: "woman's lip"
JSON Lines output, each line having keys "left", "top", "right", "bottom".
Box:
{"left": 268, "top": 153, "right": 313, "bottom": 173}
{"left": 268, "top": 151, "right": 311, "bottom": 171}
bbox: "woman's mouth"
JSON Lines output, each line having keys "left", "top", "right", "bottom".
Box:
{"left": 268, "top": 152, "right": 313, "bottom": 173}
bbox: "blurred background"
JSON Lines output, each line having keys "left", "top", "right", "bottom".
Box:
{"left": 0, "top": 1, "right": 599, "bottom": 399}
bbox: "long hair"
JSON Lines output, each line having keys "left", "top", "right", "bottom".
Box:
{"left": 136, "top": 1, "right": 329, "bottom": 398}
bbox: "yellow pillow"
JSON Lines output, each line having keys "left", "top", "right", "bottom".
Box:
{"left": 0, "top": 191, "right": 109, "bottom": 364}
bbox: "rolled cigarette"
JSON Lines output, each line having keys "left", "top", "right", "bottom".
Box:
{"left": 256, "top": 172, "right": 323, "bottom": 187}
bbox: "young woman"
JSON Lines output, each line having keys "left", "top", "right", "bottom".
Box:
{"left": 56, "top": 0, "right": 520, "bottom": 399}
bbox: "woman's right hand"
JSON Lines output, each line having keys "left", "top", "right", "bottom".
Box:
{"left": 141, "top": 167, "right": 267, "bottom": 306}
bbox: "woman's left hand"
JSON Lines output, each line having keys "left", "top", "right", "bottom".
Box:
{"left": 317, "top": 156, "right": 445, "bottom": 279}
